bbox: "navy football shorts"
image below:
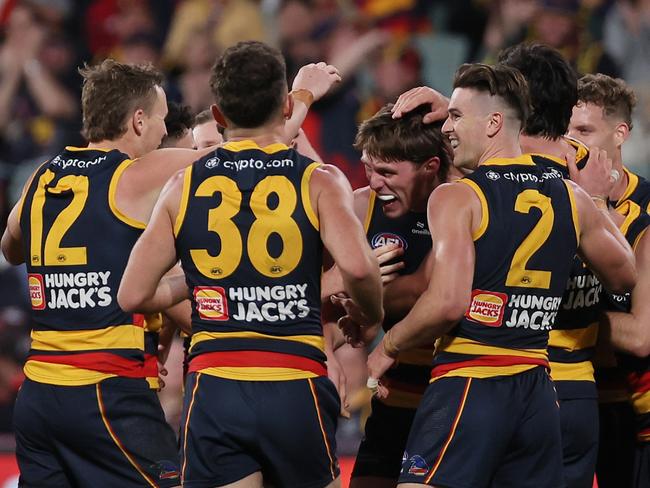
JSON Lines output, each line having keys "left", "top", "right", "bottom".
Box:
{"left": 14, "top": 377, "right": 180, "bottom": 488}
{"left": 180, "top": 373, "right": 340, "bottom": 488}
{"left": 398, "top": 367, "right": 563, "bottom": 488}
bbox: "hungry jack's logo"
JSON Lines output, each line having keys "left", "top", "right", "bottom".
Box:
{"left": 28, "top": 274, "right": 46, "bottom": 310}
{"left": 194, "top": 286, "right": 229, "bottom": 321}
{"left": 465, "top": 289, "right": 508, "bottom": 327}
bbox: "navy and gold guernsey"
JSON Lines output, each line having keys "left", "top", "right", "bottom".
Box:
{"left": 399, "top": 155, "right": 577, "bottom": 488}
{"left": 364, "top": 191, "right": 433, "bottom": 408}
{"left": 528, "top": 139, "right": 601, "bottom": 399}
{"left": 431, "top": 155, "right": 580, "bottom": 381}
{"left": 611, "top": 167, "right": 650, "bottom": 213}
{"left": 175, "top": 140, "right": 325, "bottom": 381}
{"left": 18, "top": 147, "right": 147, "bottom": 385}
{"left": 602, "top": 201, "right": 650, "bottom": 444}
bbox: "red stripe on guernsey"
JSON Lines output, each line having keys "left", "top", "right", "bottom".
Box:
{"left": 628, "top": 371, "right": 650, "bottom": 394}
{"left": 431, "top": 355, "right": 548, "bottom": 379}
{"left": 144, "top": 354, "right": 158, "bottom": 378}
{"left": 28, "top": 353, "right": 145, "bottom": 377}
{"left": 133, "top": 314, "right": 145, "bottom": 327}
{"left": 638, "top": 427, "right": 650, "bottom": 441}
{"left": 188, "top": 351, "right": 327, "bottom": 376}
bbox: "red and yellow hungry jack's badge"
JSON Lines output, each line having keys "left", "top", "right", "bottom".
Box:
{"left": 465, "top": 289, "right": 508, "bottom": 327}
{"left": 28, "top": 274, "right": 46, "bottom": 310}
{"left": 194, "top": 286, "right": 229, "bottom": 321}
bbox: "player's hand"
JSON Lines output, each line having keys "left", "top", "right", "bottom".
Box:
{"left": 366, "top": 342, "right": 396, "bottom": 399}
{"left": 326, "top": 349, "right": 350, "bottom": 418}
{"left": 392, "top": 86, "right": 449, "bottom": 123}
{"left": 374, "top": 243, "right": 405, "bottom": 283}
{"left": 292, "top": 62, "right": 342, "bottom": 102}
{"left": 566, "top": 147, "right": 615, "bottom": 200}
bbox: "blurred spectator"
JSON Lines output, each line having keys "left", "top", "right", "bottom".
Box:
{"left": 603, "top": 0, "right": 650, "bottom": 84}
{"left": 175, "top": 29, "right": 218, "bottom": 113}
{"left": 0, "top": 4, "right": 82, "bottom": 168}
{"left": 83, "top": 0, "right": 166, "bottom": 57}
{"left": 161, "top": 101, "right": 194, "bottom": 149}
{"left": 163, "top": 0, "right": 265, "bottom": 70}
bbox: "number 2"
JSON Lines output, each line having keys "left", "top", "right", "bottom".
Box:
{"left": 30, "top": 169, "right": 89, "bottom": 266}
{"left": 505, "top": 190, "right": 553, "bottom": 289}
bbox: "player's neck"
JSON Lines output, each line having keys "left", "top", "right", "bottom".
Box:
{"left": 87, "top": 136, "right": 142, "bottom": 159}
{"left": 478, "top": 137, "right": 522, "bottom": 165}
{"left": 519, "top": 134, "right": 568, "bottom": 159}
{"left": 226, "top": 123, "right": 286, "bottom": 148}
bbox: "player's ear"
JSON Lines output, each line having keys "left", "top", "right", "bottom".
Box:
{"left": 486, "top": 112, "right": 503, "bottom": 137}
{"left": 284, "top": 93, "right": 294, "bottom": 120}
{"left": 211, "top": 104, "right": 228, "bottom": 128}
{"left": 614, "top": 121, "right": 630, "bottom": 147}
{"left": 132, "top": 108, "right": 145, "bottom": 136}
{"left": 422, "top": 156, "right": 440, "bottom": 175}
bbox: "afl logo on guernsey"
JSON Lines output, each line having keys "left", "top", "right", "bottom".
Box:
{"left": 28, "top": 274, "right": 46, "bottom": 310}
{"left": 465, "top": 289, "right": 508, "bottom": 327}
{"left": 194, "top": 286, "right": 229, "bottom": 321}
{"left": 371, "top": 232, "right": 407, "bottom": 250}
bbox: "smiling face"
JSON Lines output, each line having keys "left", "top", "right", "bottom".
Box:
{"left": 362, "top": 152, "right": 436, "bottom": 218}
{"left": 442, "top": 87, "right": 491, "bottom": 171}
{"left": 567, "top": 101, "right": 622, "bottom": 158}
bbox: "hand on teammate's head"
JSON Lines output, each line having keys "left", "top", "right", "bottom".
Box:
{"left": 391, "top": 86, "right": 449, "bottom": 123}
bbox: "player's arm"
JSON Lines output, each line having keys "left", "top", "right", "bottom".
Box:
{"left": 367, "top": 183, "right": 475, "bottom": 392}
{"left": 312, "top": 165, "right": 383, "bottom": 325}
{"left": 600, "top": 230, "right": 650, "bottom": 357}
{"left": 570, "top": 180, "right": 637, "bottom": 293}
{"left": 1, "top": 164, "right": 42, "bottom": 264}
{"left": 380, "top": 183, "right": 474, "bottom": 351}
{"left": 1, "top": 198, "right": 24, "bottom": 264}
{"left": 116, "top": 145, "right": 216, "bottom": 224}
{"left": 118, "top": 172, "right": 189, "bottom": 313}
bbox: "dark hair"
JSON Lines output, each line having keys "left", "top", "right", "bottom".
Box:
{"left": 354, "top": 104, "right": 452, "bottom": 183}
{"left": 498, "top": 43, "right": 577, "bottom": 138}
{"left": 453, "top": 63, "right": 531, "bottom": 128}
{"left": 79, "top": 59, "right": 163, "bottom": 142}
{"left": 210, "top": 41, "right": 287, "bottom": 128}
{"left": 578, "top": 73, "right": 636, "bottom": 129}
{"left": 164, "top": 101, "right": 193, "bottom": 140}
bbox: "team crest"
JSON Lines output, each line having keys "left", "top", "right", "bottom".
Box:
{"left": 194, "top": 286, "right": 229, "bottom": 321}
{"left": 406, "top": 455, "right": 429, "bottom": 476}
{"left": 371, "top": 232, "right": 407, "bottom": 250}
{"left": 465, "top": 289, "right": 508, "bottom": 327}
{"left": 151, "top": 460, "right": 179, "bottom": 480}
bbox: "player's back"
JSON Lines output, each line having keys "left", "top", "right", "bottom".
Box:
{"left": 432, "top": 155, "right": 580, "bottom": 380}
{"left": 175, "top": 140, "right": 325, "bottom": 380}
{"left": 19, "top": 146, "right": 146, "bottom": 385}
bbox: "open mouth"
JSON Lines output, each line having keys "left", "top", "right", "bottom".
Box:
{"left": 449, "top": 139, "right": 459, "bottom": 149}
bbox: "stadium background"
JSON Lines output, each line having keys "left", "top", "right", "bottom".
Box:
{"left": 0, "top": 0, "right": 648, "bottom": 486}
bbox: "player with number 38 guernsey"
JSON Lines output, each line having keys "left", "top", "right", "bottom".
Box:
{"left": 118, "top": 41, "right": 383, "bottom": 488}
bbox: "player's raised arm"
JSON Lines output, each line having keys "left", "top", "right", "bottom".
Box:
{"left": 569, "top": 180, "right": 637, "bottom": 293}
{"left": 312, "top": 164, "right": 383, "bottom": 326}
